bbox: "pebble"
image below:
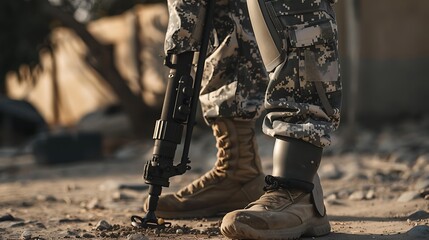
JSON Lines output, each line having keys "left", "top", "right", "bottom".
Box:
{"left": 406, "top": 225, "right": 429, "bottom": 239}
{"left": 0, "top": 213, "right": 14, "bottom": 222}
{"left": 319, "top": 163, "right": 342, "bottom": 180}
{"left": 86, "top": 198, "right": 103, "bottom": 210}
{"left": 63, "top": 230, "right": 78, "bottom": 236}
{"left": 57, "top": 218, "right": 83, "bottom": 223}
{"left": 365, "top": 189, "right": 376, "bottom": 200}
{"left": 325, "top": 194, "right": 342, "bottom": 205}
{"left": 415, "top": 179, "right": 429, "bottom": 191}
{"left": 95, "top": 220, "right": 112, "bottom": 231}
{"left": 112, "top": 191, "right": 134, "bottom": 201}
{"left": 82, "top": 233, "right": 95, "bottom": 238}
{"left": 20, "top": 201, "right": 33, "bottom": 207}
{"left": 20, "top": 230, "right": 32, "bottom": 240}
{"left": 397, "top": 191, "right": 421, "bottom": 202}
{"left": 336, "top": 190, "right": 350, "bottom": 199}
{"left": 325, "top": 193, "right": 337, "bottom": 201}
{"left": 35, "top": 222, "right": 46, "bottom": 229}
{"left": 407, "top": 210, "right": 429, "bottom": 221}
{"left": 7, "top": 221, "right": 25, "bottom": 228}
{"left": 420, "top": 188, "right": 429, "bottom": 197}
{"left": 127, "top": 234, "right": 149, "bottom": 240}
{"left": 349, "top": 191, "right": 366, "bottom": 201}
{"left": 36, "top": 194, "right": 57, "bottom": 202}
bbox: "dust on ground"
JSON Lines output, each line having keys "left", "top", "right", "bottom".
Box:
{"left": 1, "top": 119, "right": 429, "bottom": 240}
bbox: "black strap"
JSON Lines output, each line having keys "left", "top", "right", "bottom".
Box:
{"left": 314, "top": 81, "right": 334, "bottom": 117}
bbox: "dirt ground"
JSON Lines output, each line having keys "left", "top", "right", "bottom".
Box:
{"left": 1, "top": 126, "right": 429, "bottom": 240}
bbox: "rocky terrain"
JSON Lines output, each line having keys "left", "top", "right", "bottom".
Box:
{"left": 1, "top": 117, "right": 429, "bottom": 239}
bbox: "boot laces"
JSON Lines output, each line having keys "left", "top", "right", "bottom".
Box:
{"left": 263, "top": 175, "right": 296, "bottom": 192}
{"left": 263, "top": 175, "right": 281, "bottom": 191}
{"left": 246, "top": 175, "right": 298, "bottom": 209}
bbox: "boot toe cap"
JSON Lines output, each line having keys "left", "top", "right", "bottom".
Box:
{"left": 222, "top": 210, "right": 269, "bottom": 230}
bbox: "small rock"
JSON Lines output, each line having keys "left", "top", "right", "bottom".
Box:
{"left": 0, "top": 213, "right": 14, "bottom": 222}
{"left": 86, "top": 198, "right": 103, "bottom": 210}
{"left": 326, "top": 193, "right": 337, "bottom": 201}
{"left": 95, "top": 220, "right": 112, "bottom": 231}
{"left": 365, "top": 189, "right": 376, "bottom": 200}
{"left": 127, "top": 234, "right": 149, "bottom": 240}
{"left": 20, "top": 230, "right": 32, "bottom": 240}
{"left": 7, "top": 221, "right": 25, "bottom": 228}
{"left": 176, "top": 228, "right": 184, "bottom": 234}
{"left": 112, "top": 191, "right": 134, "bottom": 201}
{"left": 82, "top": 233, "right": 95, "bottom": 238}
{"left": 64, "top": 230, "right": 78, "bottom": 236}
{"left": 20, "top": 201, "right": 33, "bottom": 207}
{"left": 398, "top": 191, "right": 421, "bottom": 202}
{"left": 407, "top": 210, "right": 429, "bottom": 221}
{"left": 337, "top": 190, "right": 350, "bottom": 199}
{"left": 325, "top": 194, "right": 339, "bottom": 205}
{"left": 406, "top": 225, "right": 429, "bottom": 239}
{"left": 58, "top": 218, "right": 83, "bottom": 223}
{"left": 109, "top": 232, "right": 119, "bottom": 238}
{"left": 420, "top": 188, "right": 429, "bottom": 197}
{"left": 349, "top": 191, "right": 365, "bottom": 201}
{"left": 319, "top": 163, "right": 342, "bottom": 180}
{"left": 35, "top": 222, "right": 46, "bottom": 229}
{"left": 415, "top": 179, "right": 429, "bottom": 191}
{"left": 36, "top": 195, "right": 57, "bottom": 202}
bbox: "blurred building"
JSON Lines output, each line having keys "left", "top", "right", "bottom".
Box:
{"left": 336, "top": 0, "right": 429, "bottom": 125}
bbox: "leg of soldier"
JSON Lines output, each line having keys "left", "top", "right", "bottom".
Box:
{"left": 221, "top": 0, "right": 341, "bottom": 239}
{"left": 144, "top": 0, "right": 270, "bottom": 218}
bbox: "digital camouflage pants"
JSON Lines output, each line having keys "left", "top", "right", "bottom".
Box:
{"left": 165, "top": 0, "right": 341, "bottom": 147}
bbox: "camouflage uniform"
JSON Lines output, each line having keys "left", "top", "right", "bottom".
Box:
{"left": 165, "top": 0, "right": 341, "bottom": 147}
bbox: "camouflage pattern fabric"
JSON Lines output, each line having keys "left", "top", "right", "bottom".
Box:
{"left": 165, "top": 0, "right": 341, "bottom": 148}
{"left": 165, "top": 0, "right": 268, "bottom": 121}
{"left": 261, "top": 0, "right": 342, "bottom": 147}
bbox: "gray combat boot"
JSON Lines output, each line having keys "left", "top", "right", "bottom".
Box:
{"left": 221, "top": 138, "right": 330, "bottom": 240}
{"left": 143, "top": 118, "right": 265, "bottom": 218}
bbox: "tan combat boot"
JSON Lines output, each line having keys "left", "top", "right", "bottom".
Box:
{"left": 144, "top": 118, "right": 265, "bottom": 218}
{"left": 221, "top": 174, "right": 330, "bottom": 240}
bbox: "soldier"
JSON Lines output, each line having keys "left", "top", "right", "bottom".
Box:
{"left": 144, "top": 0, "right": 341, "bottom": 239}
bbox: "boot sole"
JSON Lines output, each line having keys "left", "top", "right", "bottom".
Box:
{"left": 156, "top": 201, "right": 249, "bottom": 219}
{"left": 221, "top": 215, "right": 331, "bottom": 240}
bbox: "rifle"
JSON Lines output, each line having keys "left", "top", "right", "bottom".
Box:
{"left": 131, "top": 0, "right": 214, "bottom": 228}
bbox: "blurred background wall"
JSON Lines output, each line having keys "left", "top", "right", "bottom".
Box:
{"left": 336, "top": 0, "right": 429, "bottom": 125}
